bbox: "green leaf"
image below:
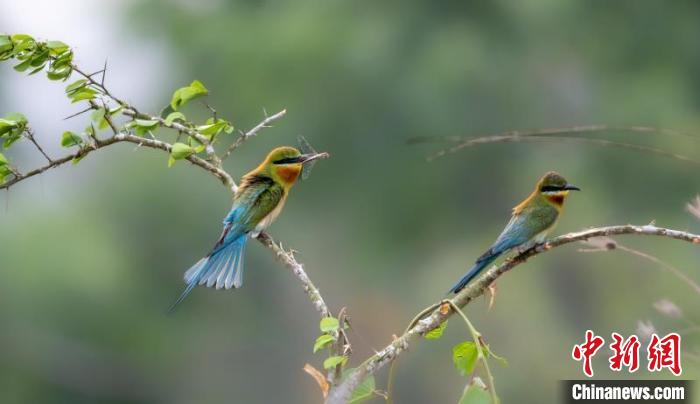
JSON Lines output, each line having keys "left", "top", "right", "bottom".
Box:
{"left": 453, "top": 341, "right": 480, "bottom": 376}
{"left": 197, "top": 118, "right": 233, "bottom": 138}
{"left": 29, "top": 64, "right": 46, "bottom": 75}
{"left": 46, "top": 40, "right": 69, "bottom": 54}
{"left": 90, "top": 108, "right": 111, "bottom": 130}
{"left": 164, "top": 111, "right": 186, "bottom": 126}
{"left": 60, "top": 131, "right": 83, "bottom": 147}
{"left": 0, "top": 120, "right": 15, "bottom": 136}
{"left": 5, "top": 112, "right": 28, "bottom": 125}
{"left": 0, "top": 113, "right": 27, "bottom": 142}
{"left": 65, "top": 79, "right": 87, "bottom": 95}
{"left": 313, "top": 334, "right": 336, "bottom": 353}
{"left": 134, "top": 119, "right": 159, "bottom": 128}
{"left": 425, "top": 320, "right": 448, "bottom": 340}
{"left": 47, "top": 67, "right": 72, "bottom": 81}
{"left": 0, "top": 35, "right": 12, "bottom": 53}
{"left": 13, "top": 58, "right": 32, "bottom": 72}
{"left": 169, "top": 142, "right": 194, "bottom": 165}
{"left": 170, "top": 79, "right": 208, "bottom": 110}
{"left": 458, "top": 378, "right": 492, "bottom": 404}
{"left": 349, "top": 374, "right": 375, "bottom": 403}
{"left": 70, "top": 88, "right": 97, "bottom": 103}
{"left": 127, "top": 119, "right": 159, "bottom": 137}
{"left": 0, "top": 165, "right": 13, "bottom": 184}
{"left": 11, "top": 34, "right": 33, "bottom": 43}
{"left": 323, "top": 355, "right": 347, "bottom": 370}
{"left": 320, "top": 317, "right": 340, "bottom": 333}
{"left": 29, "top": 49, "right": 49, "bottom": 67}
{"left": 3, "top": 133, "right": 22, "bottom": 148}
{"left": 0, "top": 153, "right": 8, "bottom": 166}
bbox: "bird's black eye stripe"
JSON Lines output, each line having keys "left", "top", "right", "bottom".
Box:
{"left": 541, "top": 185, "right": 564, "bottom": 192}
{"left": 273, "top": 157, "right": 300, "bottom": 164}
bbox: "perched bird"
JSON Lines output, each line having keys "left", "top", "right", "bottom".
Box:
{"left": 170, "top": 146, "right": 328, "bottom": 310}
{"left": 449, "top": 171, "right": 580, "bottom": 294}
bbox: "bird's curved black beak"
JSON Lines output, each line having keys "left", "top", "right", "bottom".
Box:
{"left": 299, "top": 152, "right": 330, "bottom": 164}
{"left": 564, "top": 184, "right": 581, "bottom": 191}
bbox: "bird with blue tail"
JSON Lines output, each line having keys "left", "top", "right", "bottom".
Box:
{"left": 169, "top": 146, "right": 329, "bottom": 311}
{"left": 449, "top": 171, "right": 580, "bottom": 294}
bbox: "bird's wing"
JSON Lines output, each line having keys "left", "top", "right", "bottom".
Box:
{"left": 210, "top": 177, "right": 284, "bottom": 254}
{"left": 484, "top": 206, "right": 559, "bottom": 259}
{"left": 485, "top": 214, "right": 534, "bottom": 257}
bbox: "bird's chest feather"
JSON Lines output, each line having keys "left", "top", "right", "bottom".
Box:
{"left": 276, "top": 167, "right": 300, "bottom": 184}
{"left": 545, "top": 194, "right": 565, "bottom": 207}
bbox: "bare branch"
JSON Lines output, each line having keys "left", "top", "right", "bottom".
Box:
{"left": 223, "top": 109, "right": 287, "bottom": 159}
{"left": 326, "top": 224, "right": 700, "bottom": 404}
{"left": 23, "top": 127, "right": 53, "bottom": 163}
{"left": 256, "top": 231, "right": 332, "bottom": 318}
{"left": 415, "top": 134, "right": 700, "bottom": 163}
{"left": 580, "top": 238, "right": 700, "bottom": 295}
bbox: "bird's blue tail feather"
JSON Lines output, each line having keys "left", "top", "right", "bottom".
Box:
{"left": 449, "top": 251, "right": 501, "bottom": 294}
{"left": 168, "top": 235, "right": 247, "bottom": 312}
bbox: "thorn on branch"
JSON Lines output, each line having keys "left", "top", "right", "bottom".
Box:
{"left": 223, "top": 109, "right": 287, "bottom": 160}
{"left": 100, "top": 58, "right": 107, "bottom": 87}
{"left": 63, "top": 107, "right": 93, "bottom": 121}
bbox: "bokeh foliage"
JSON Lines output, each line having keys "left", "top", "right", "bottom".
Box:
{"left": 1, "top": 1, "right": 699, "bottom": 403}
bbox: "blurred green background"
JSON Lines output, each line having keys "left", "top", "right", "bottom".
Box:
{"left": 1, "top": 1, "right": 699, "bottom": 403}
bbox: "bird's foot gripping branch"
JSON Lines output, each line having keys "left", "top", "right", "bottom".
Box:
{"left": 2, "top": 34, "right": 700, "bottom": 404}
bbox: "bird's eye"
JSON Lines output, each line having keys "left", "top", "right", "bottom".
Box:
{"left": 541, "top": 185, "right": 563, "bottom": 192}
{"left": 273, "top": 157, "right": 300, "bottom": 165}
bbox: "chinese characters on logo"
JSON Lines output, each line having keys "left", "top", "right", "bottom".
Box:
{"left": 572, "top": 330, "right": 681, "bottom": 377}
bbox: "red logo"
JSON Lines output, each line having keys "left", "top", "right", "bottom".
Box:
{"left": 647, "top": 333, "right": 682, "bottom": 376}
{"left": 572, "top": 331, "right": 682, "bottom": 377}
{"left": 572, "top": 330, "right": 605, "bottom": 377}
{"left": 609, "top": 332, "right": 640, "bottom": 372}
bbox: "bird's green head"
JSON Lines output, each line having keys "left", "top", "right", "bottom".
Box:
{"left": 254, "top": 146, "right": 329, "bottom": 187}
{"left": 536, "top": 171, "right": 580, "bottom": 207}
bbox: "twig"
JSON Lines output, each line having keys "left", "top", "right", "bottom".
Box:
{"left": 418, "top": 134, "right": 699, "bottom": 163}
{"left": 255, "top": 231, "right": 331, "bottom": 318}
{"left": 579, "top": 238, "right": 700, "bottom": 295}
{"left": 223, "top": 109, "right": 287, "bottom": 159}
{"left": 100, "top": 58, "right": 107, "bottom": 87}
{"left": 63, "top": 106, "right": 93, "bottom": 121}
{"left": 325, "top": 224, "right": 700, "bottom": 404}
{"left": 23, "top": 127, "right": 52, "bottom": 163}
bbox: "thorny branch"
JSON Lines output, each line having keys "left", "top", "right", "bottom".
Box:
{"left": 326, "top": 224, "right": 700, "bottom": 404}
{"left": 223, "top": 109, "right": 287, "bottom": 159}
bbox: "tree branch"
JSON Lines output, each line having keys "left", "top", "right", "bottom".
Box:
{"left": 408, "top": 124, "right": 700, "bottom": 163}
{"left": 0, "top": 133, "right": 234, "bottom": 191}
{"left": 326, "top": 224, "right": 700, "bottom": 404}
{"left": 223, "top": 109, "right": 287, "bottom": 159}
{"left": 255, "top": 231, "right": 332, "bottom": 318}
